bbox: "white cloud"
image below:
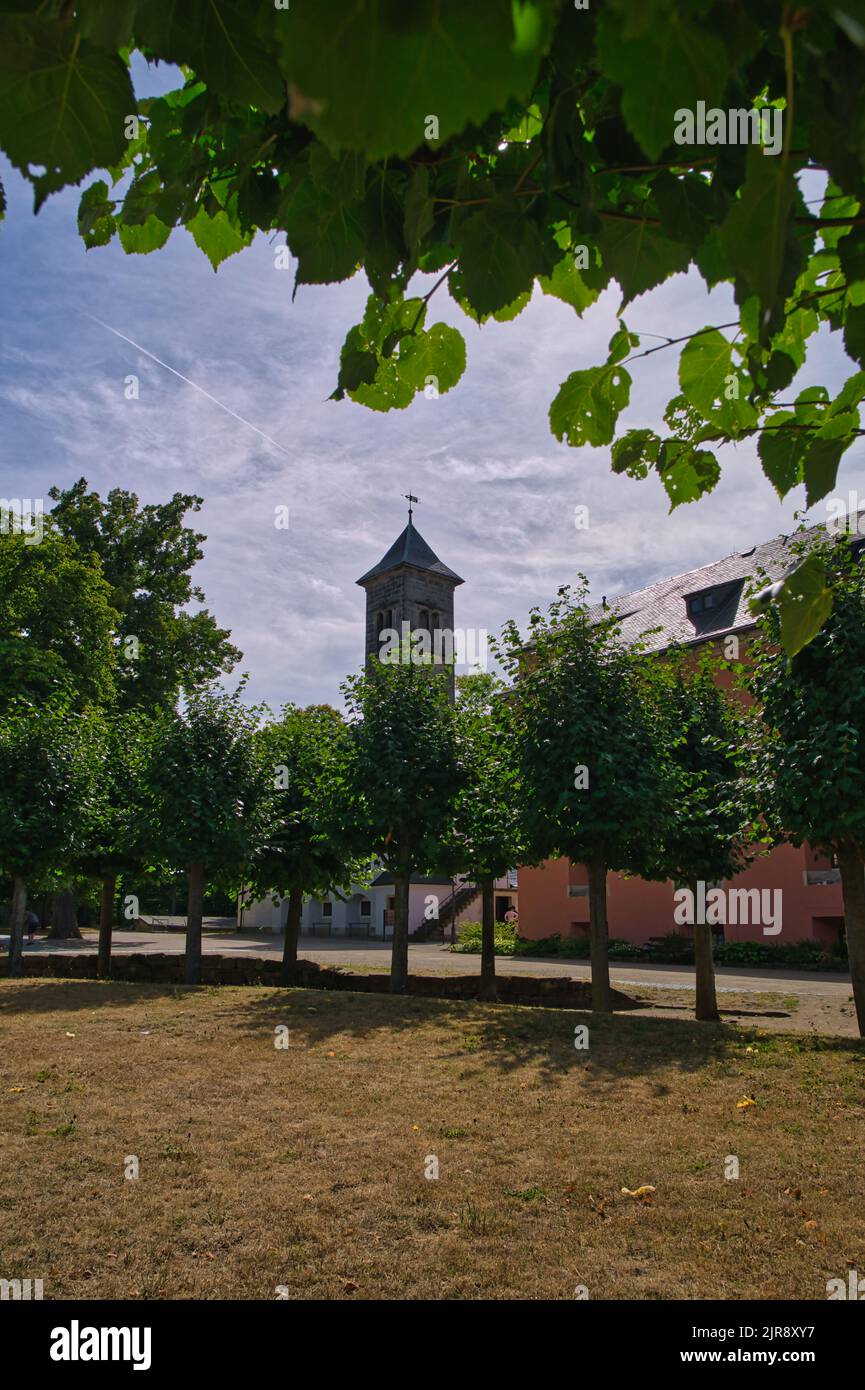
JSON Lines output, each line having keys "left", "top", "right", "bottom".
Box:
{"left": 1, "top": 149, "right": 863, "bottom": 709}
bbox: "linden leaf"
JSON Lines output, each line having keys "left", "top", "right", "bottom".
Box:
{"left": 599, "top": 216, "right": 690, "bottom": 306}
{"left": 187, "top": 205, "right": 252, "bottom": 270}
{"left": 270, "top": 0, "right": 555, "bottom": 160}
{"left": 597, "top": 10, "right": 730, "bottom": 162}
{"left": 396, "top": 324, "right": 466, "bottom": 395}
{"left": 775, "top": 555, "right": 834, "bottom": 658}
{"left": 678, "top": 329, "right": 757, "bottom": 435}
{"left": 757, "top": 413, "right": 805, "bottom": 498}
{"left": 549, "top": 365, "right": 631, "bottom": 448}
{"left": 0, "top": 16, "right": 133, "bottom": 188}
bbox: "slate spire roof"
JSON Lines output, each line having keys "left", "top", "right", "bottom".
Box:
{"left": 356, "top": 520, "right": 464, "bottom": 587}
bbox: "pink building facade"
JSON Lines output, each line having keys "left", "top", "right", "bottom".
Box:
{"left": 517, "top": 844, "right": 844, "bottom": 948}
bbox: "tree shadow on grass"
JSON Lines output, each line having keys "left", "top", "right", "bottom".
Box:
{"left": 222, "top": 983, "right": 865, "bottom": 1084}
{"left": 0, "top": 977, "right": 205, "bottom": 1017}
{"left": 4, "top": 977, "right": 862, "bottom": 1088}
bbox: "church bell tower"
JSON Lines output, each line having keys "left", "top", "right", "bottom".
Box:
{"left": 356, "top": 496, "right": 464, "bottom": 698}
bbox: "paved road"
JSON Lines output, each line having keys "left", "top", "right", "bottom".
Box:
{"left": 12, "top": 926, "right": 854, "bottom": 1001}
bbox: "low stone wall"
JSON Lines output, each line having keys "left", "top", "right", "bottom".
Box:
{"left": 2, "top": 952, "right": 639, "bottom": 1010}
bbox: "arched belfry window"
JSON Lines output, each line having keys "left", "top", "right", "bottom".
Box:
{"left": 419, "top": 607, "right": 430, "bottom": 630}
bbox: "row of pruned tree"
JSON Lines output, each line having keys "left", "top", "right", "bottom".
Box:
{"left": 2, "top": 511, "right": 864, "bottom": 1032}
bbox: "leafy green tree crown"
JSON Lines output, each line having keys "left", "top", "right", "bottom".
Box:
{"left": 496, "top": 583, "right": 677, "bottom": 874}
{"left": 745, "top": 534, "right": 865, "bottom": 856}
{"left": 0, "top": 525, "right": 119, "bottom": 712}
{"left": 145, "top": 683, "right": 269, "bottom": 876}
{"left": 0, "top": 699, "right": 106, "bottom": 882}
{"left": 49, "top": 480, "right": 241, "bottom": 710}
{"left": 249, "top": 702, "right": 364, "bottom": 901}
{"left": 342, "top": 659, "right": 459, "bottom": 874}
{"left": 655, "top": 652, "right": 754, "bottom": 885}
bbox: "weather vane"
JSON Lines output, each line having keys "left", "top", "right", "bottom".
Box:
{"left": 404, "top": 492, "right": 419, "bottom": 522}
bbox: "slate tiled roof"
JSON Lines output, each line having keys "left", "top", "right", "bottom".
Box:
{"left": 586, "top": 516, "right": 864, "bottom": 654}
{"left": 356, "top": 521, "right": 464, "bottom": 586}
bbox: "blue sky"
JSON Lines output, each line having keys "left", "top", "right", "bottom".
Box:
{"left": 1, "top": 56, "right": 862, "bottom": 709}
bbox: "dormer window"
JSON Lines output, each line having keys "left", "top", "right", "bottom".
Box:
{"left": 685, "top": 579, "right": 742, "bottom": 621}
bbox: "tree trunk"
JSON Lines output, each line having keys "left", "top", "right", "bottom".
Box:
{"left": 185, "top": 861, "right": 206, "bottom": 986}
{"left": 8, "top": 876, "right": 27, "bottom": 978}
{"left": 587, "top": 855, "right": 612, "bottom": 1013}
{"left": 279, "top": 885, "right": 304, "bottom": 986}
{"left": 390, "top": 868, "right": 411, "bottom": 994}
{"left": 479, "top": 876, "right": 498, "bottom": 1001}
{"left": 692, "top": 878, "right": 720, "bottom": 1022}
{"left": 48, "top": 887, "right": 81, "bottom": 939}
{"left": 838, "top": 845, "right": 865, "bottom": 1037}
{"left": 97, "top": 873, "right": 116, "bottom": 979}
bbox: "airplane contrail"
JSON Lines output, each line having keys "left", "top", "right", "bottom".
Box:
{"left": 84, "top": 312, "right": 292, "bottom": 456}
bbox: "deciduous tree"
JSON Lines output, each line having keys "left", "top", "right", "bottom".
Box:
{"left": 0, "top": 524, "right": 118, "bottom": 713}
{"left": 145, "top": 685, "right": 268, "bottom": 984}
{"left": 250, "top": 703, "right": 362, "bottom": 985}
{"left": 0, "top": 702, "right": 104, "bottom": 976}
{"left": 656, "top": 653, "right": 754, "bottom": 1022}
{"left": 343, "top": 658, "right": 459, "bottom": 994}
{"left": 745, "top": 531, "right": 865, "bottom": 1034}
{"left": 453, "top": 672, "right": 523, "bottom": 1001}
{"left": 498, "top": 586, "right": 676, "bottom": 1012}
{"left": 48, "top": 479, "right": 240, "bottom": 711}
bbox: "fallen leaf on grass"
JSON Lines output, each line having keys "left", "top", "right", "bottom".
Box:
{"left": 621, "top": 1185, "right": 656, "bottom": 1198}
{"left": 588, "top": 1195, "right": 608, "bottom": 1217}
{"left": 737, "top": 1096, "right": 757, "bottom": 1109}
{"left": 343, "top": 1281, "right": 358, "bottom": 1293}
{"left": 7, "top": 1086, "right": 25, "bottom": 1093}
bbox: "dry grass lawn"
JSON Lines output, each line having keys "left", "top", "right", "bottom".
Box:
{"left": 1, "top": 977, "right": 864, "bottom": 1300}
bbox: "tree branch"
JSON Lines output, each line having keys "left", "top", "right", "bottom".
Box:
{"left": 623, "top": 323, "right": 740, "bottom": 366}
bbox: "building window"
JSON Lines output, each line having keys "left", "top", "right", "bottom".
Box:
{"left": 688, "top": 593, "right": 713, "bottom": 615}
{"left": 321, "top": 900, "right": 333, "bottom": 918}
{"left": 418, "top": 607, "right": 429, "bottom": 629}
{"left": 360, "top": 900, "right": 371, "bottom": 917}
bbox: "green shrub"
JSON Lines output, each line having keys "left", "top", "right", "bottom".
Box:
{"left": 452, "top": 922, "right": 849, "bottom": 971}
{"left": 607, "top": 939, "right": 645, "bottom": 958}
{"left": 714, "top": 939, "right": 847, "bottom": 969}
{"left": 649, "top": 933, "right": 694, "bottom": 962}
{"left": 453, "top": 920, "right": 518, "bottom": 955}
